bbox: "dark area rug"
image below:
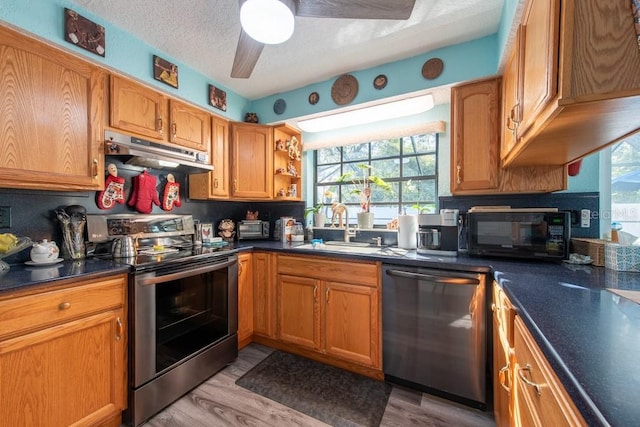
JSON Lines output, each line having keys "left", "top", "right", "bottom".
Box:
{"left": 236, "top": 350, "right": 391, "bottom": 427}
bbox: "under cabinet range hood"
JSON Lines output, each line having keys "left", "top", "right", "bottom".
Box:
{"left": 104, "top": 130, "right": 214, "bottom": 173}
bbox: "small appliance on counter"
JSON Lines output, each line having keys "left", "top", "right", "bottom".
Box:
{"left": 417, "top": 209, "right": 459, "bottom": 256}
{"left": 466, "top": 207, "right": 570, "bottom": 261}
{"left": 237, "top": 220, "right": 270, "bottom": 240}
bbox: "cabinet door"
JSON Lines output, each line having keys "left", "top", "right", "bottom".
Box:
{"left": 110, "top": 75, "right": 166, "bottom": 140}
{"left": 188, "top": 116, "right": 229, "bottom": 199}
{"left": 237, "top": 252, "right": 253, "bottom": 349}
{"left": 0, "top": 26, "right": 104, "bottom": 191}
{"left": 253, "top": 252, "right": 275, "bottom": 338}
{"left": 493, "top": 314, "right": 512, "bottom": 427}
{"left": 324, "top": 281, "right": 380, "bottom": 368}
{"left": 169, "top": 100, "right": 211, "bottom": 152}
{"left": 451, "top": 78, "right": 500, "bottom": 193}
{"left": 517, "top": 0, "right": 560, "bottom": 139}
{"left": 276, "top": 274, "right": 321, "bottom": 351}
{"left": 501, "top": 26, "right": 522, "bottom": 159}
{"left": 230, "top": 123, "right": 273, "bottom": 199}
{"left": 0, "top": 309, "right": 126, "bottom": 427}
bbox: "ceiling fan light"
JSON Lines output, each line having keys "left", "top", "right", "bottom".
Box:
{"left": 240, "top": 0, "right": 295, "bottom": 45}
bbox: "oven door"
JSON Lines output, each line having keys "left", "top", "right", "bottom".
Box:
{"left": 131, "top": 254, "right": 238, "bottom": 387}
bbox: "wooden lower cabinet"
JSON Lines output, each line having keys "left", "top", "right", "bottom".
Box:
{"left": 237, "top": 252, "right": 254, "bottom": 349}
{"left": 494, "top": 281, "right": 586, "bottom": 427}
{"left": 512, "top": 316, "right": 586, "bottom": 426}
{"left": 0, "top": 274, "right": 127, "bottom": 427}
{"left": 252, "top": 251, "right": 276, "bottom": 338}
{"left": 273, "top": 254, "right": 381, "bottom": 376}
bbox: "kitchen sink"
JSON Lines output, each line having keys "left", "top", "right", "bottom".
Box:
{"left": 293, "top": 241, "right": 408, "bottom": 258}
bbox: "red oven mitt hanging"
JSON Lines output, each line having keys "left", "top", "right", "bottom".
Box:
{"left": 161, "top": 173, "right": 181, "bottom": 211}
{"left": 128, "top": 170, "right": 160, "bottom": 214}
{"left": 96, "top": 163, "right": 125, "bottom": 210}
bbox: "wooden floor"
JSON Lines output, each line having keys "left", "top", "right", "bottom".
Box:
{"left": 142, "top": 344, "right": 496, "bottom": 427}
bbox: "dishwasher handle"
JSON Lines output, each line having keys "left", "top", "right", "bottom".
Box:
{"left": 385, "top": 268, "right": 480, "bottom": 285}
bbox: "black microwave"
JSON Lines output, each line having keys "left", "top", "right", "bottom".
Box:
{"left": 467, "top": 211, "right": 570, "bottom": 261}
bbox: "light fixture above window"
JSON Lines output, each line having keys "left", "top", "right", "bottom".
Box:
{"left": 297, "top": 94, "right": 435, "bottom": 133}
{"left": 240, "top": 0, "right": 295, "bottom": 45}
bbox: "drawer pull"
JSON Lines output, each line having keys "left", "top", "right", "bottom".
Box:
{"left": 58, "top": 302, "right": 71, "bottom": 310}
{"left": 456, "top": 165, "right": 462, "bottom": 184}
{"left": 499, "top": 364, "right": 510, "bottom": 392}
{"left": 518, "top": 364, "right": 542, "bottom": 396}
{"left": 116, "top": 317, "right": 123, "bottom": 341}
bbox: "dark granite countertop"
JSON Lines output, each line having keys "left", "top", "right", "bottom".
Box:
{"left": 240, "top": 240, "right": 640, "bottom": 427}
{"left": 2, "top": 239, "right": 638, "bottom": 426}
{"left": 0, "top": 258, "right": 131, "bottom": 295}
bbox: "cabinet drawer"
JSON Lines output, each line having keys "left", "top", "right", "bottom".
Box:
{"left": 277, "top": 255, "right": 379, "bottom": 287}
{"left": 514, "top": 316, "right": 585, "bottom": 427}
{"left": 0, "top": 275, "right": 126, "bottom": 339}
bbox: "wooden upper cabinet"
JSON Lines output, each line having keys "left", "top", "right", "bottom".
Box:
{"left": 189, "top": 116, "right": 230, "bottom": 199}
{"left": 110, "top": 74, "right": 166, "bottom": 140}
{"left": 230, "top": 123, "right": 273, "bottom": 199}
{"left": 169, "top": 99, "right": 211, "bottom": 152}
{"left": 452, "top": 77, "right": 566, "bottom": 194}
{"left": 517, "top": 0, "right": 560, "bottom": 140}
{"left": 503, "top": 0, "right": 640, "bottom": 167}
{"left": 0, "top": 25, "right": 104, "bottom": 191}
{"left": 501, "top": 26, "right": 523, "bottom": 159}
{"left": 451, "top": 78, "right": 500, "bottom": 193}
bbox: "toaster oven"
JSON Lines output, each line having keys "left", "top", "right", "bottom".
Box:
{"left": 237, "top": 220, "right": 270, "bottom": 240}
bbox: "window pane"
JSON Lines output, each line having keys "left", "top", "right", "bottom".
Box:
{"left": 372, "top": 138, "right": 400, "bottom": 158}
{"left": 371, "top": 204, "right": 398, "bottom": 223}
{"left": 403, "top": 134, "right": 437, "bottom": 154}
{"left": 372, "top": 159, "right": 400, "bottom": 179}
{"left": 317, "top": 147, "right": 341, "bottom": 164}
{"left": 343, "top": 143, "right": 369, "bottom": 161}
{"left": 317, "top": 164, "right": 342, "bottom": 183}
{"left": 371, "top": 182, "right": 398, "bottom": 203}
{"left": 403, "top": 154, "right": 436, "bottom": 177}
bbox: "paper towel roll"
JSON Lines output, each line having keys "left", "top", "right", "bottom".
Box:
{"left": 398, "top": 215, "right": 418, "bottom": 249}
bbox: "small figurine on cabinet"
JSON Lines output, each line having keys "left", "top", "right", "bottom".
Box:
{"left": 278, "top": 188, "right": 286, "bottom": 197}
{"left": 246, "top": 210, "right": 259, "bottom": 220}
{"left": 244, "top": 112, "right": 259, "bottom": 123}
{"left": 276, "top": 139, "right": 285, "bottom": 151}
{"left": 287, "top": 161, "right": 298, "bottom": 176}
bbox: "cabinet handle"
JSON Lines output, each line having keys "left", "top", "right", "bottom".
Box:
{"left": 238, "top": 261, "right": 243, "bottom": 276}
{"left": 456, "top": 165, "right": 462, "bottom": 185}
{"left": 58, "top": 301, "right": 71, "bottom": 310}
{"left": 214, "top": 177, "right": 219, "bottom": 189}
{"left": 313, "top": 285, "right": 317, "bottom": 299}
{"left": 157, "top": 117, "right": 163, "bottom": 135}
{"left": 92, "top": 158, "right": 99, "bottom": 179}
{"left": 518, "top": 364, "right": 542, "bottom": 396}
{"left": 499, "top": 364, "right": 510, "bottom": 392}
{"left": 233, "top": 179, "right": 237, "bottom": 191}
{"left": 325, "top": 288, "right": 330, "bottom": 303}
{"left": 116, "top": 317, "right": 123, "bottom": 341}
{"left": 172, "top": 122, "right": 177, "bottom": 138}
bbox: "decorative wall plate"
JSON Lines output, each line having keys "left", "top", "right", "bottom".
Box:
{"left": 331, "top": 74, "right": 358, "bottom": 105}
{"left": 273, "top": 98, "right": 286, "bottom": 114}
{"left": 308, "top": 91, "right": 319, "bottom": 105}
{"left": 373, "top": 74, "right": 387, "bottom": 90}
{"left": 422, "top": 58, "right": 444, "bottom": 80}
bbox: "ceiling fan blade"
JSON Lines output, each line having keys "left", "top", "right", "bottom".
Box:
{"left": 296, "top": 0, "right": 416, "bottom": 20}
{"left": 231, "top": 29, "right": 265, "bottom": 78}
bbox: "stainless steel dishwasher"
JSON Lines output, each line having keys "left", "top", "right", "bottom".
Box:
{"left": 382, "top": 264, "right": 488, "bottom": 409}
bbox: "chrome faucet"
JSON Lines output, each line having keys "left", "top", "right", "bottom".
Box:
{"left": 333, "top": 203, "right": 354, "bottom": 242}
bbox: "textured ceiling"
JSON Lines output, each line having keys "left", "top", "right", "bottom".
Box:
{"left": 70, "top": 0, "right": 505, "bottom": 100}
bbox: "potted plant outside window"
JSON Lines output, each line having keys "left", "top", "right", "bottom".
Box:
{"left": 338, "top": 164, "right": 393, "bottom": 229}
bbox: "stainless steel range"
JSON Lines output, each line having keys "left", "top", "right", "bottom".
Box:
{"left": 87, "top": 214, "right": 238, "bottom": 426}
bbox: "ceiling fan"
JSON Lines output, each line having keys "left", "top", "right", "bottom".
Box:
{"left": 231, "top": 0, "right": 417, "bottom": 78}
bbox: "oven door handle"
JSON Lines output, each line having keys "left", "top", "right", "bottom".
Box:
{"left": 137, "top": 258, "right": 236, "bottom": 285}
